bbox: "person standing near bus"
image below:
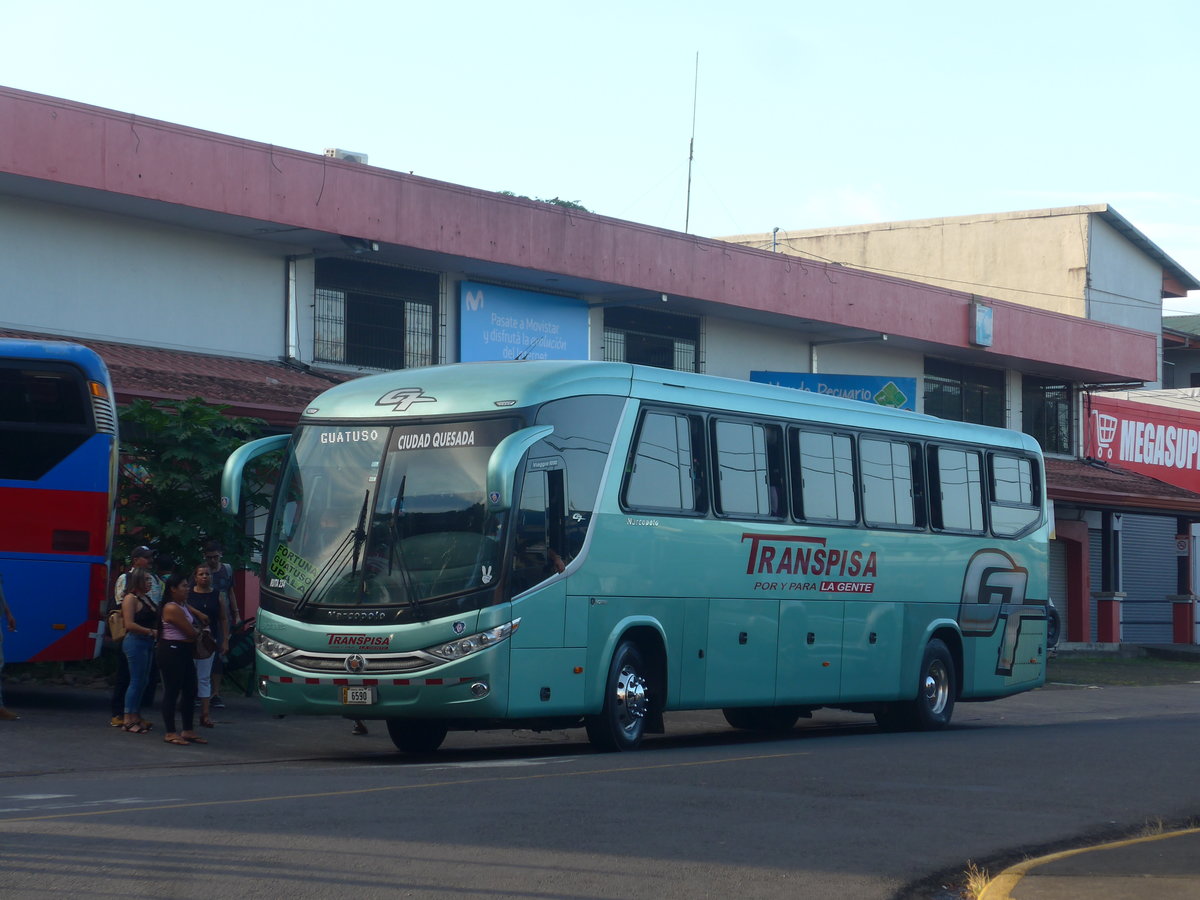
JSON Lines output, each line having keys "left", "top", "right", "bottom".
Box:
{"left": 201, "top": 541, "right": 238, "bottom": 709}
{"left": 187, "top": 563, "right": 226, "bottom": 729}
{"left": 108, "top": 546, "right": 161, "bottom": 727}
{"left": 0, "top": 572, "right": 18, "bottom": 721}
{"left": 157, "top": 573, "right": 206, "bottom": 746}
{"left": 119, "top": 569, "right": 157, "bottom": 733}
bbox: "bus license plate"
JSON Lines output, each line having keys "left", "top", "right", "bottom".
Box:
{"left": 341, "top": 686, "right": 376, "bottom": 705}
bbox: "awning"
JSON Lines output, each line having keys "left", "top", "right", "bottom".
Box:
{"left": 0, "top": 329, "right": 354, "bottom": 428}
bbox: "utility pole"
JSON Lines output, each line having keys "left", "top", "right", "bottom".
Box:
{"left": 684, "top": 52, "right": 699, "bottom": 234}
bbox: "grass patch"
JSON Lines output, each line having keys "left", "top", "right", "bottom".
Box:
{"left": 1047, "top": 654, "right": 1200, "bottom": 686}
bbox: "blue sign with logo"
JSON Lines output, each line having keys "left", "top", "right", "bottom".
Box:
{"left": 460, "top": 281, "right": 589, "bottom": 362}
{"left": 750, "top": 371, "right": 916, "bottom": 410}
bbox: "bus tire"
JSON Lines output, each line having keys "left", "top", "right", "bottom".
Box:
{"left": 386, "top": 718, "right": 449, "bottom": 754}
{"left": 722, "top": 706, "right": 801, "bottom": 733}
{"left": 874, "top": 638, "right": 956, "bottom": 732}
{"left": 585, "top": 640, "right": 650, "bottom": 752}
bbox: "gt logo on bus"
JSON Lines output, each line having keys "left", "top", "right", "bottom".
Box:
{"left": 376, "top": 388, "right": 437, "bottom": 412}
{"left": 959, "top": 548, "right": 1041, "bottom": 676}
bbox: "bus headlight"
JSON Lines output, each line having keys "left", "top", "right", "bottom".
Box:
{"left": 425, "top": 619, "right": 520, "bottom": 661}
{"left": 255, "top": 632, "right": 296, "bottom": 660}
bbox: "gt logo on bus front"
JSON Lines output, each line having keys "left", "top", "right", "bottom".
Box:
{"left": 376, "top": 388, "right": 437, "bottom": 412}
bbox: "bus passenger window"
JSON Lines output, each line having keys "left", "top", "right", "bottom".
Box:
{"left": 623, "top": 411, "right": 705, "bottom": 513}
{"left": 989, "top": 454, "right": 1041, "bottom": 536}
{"left": 932, "top": 447, "right": 984, "bottom": 532}
{"left": 860, "top": 437, "right": 917, "bottom": 527}
{"left": 712, "top": 419, "right": 783, "bottom": 518}
{"left": 791, "top": 430, "right": 856, "bottom": 524}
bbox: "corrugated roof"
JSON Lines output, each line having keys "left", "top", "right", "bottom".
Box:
{"left": 1046, "top": 456, "right": 1200, "bottom": 515}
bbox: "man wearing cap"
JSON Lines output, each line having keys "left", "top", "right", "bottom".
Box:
{"left": 108, "top": 547, "right": 163, "bottom": 727}
{"left": 114, "top": 547, "right": 163, "bottom": 606}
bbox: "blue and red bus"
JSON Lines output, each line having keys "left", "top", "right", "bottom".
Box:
{"left": 0, "top": 338, "right": 119, "bottom": 662}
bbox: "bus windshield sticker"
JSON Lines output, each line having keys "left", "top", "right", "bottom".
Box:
{"left": 270, "top": 545, "right": 318, "bottom": 594}
{"left": 394, "top": 428, "right": 478, "bottom": 451}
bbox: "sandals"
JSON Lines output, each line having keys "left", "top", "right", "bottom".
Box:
{"left": 122, "top": 721, "right": 152, "bottom": 734}
{"left": 199, "top": 717, "right": 216, "bottom": 728}
{"left": 163, "top": 735, "right": 188, "bottom": 745}
{"left": 182, "top": 735, "right": 208, "bottom": 744}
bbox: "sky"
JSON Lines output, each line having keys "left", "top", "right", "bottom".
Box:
{"left": 5, "top": 0, "right": 1200, "bottom": 312}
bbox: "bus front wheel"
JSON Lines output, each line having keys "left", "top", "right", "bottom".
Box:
{"left": 874, "top": 638, "right": 956, "bottom": 732}
{"left": 386, "top": 718, "right": 449, "bottom": 754}
{"left": 585, "top": 640, "right": 650, "bottom": 752}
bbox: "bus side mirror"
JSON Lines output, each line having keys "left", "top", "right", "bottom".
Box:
{"left": 487, "top": 425, "right": 554, "bottom": 511}
{"left": 222, "top": 434, "right": 290, "bottom": 515}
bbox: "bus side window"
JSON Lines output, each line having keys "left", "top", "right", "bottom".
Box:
{"left": 623, "top": 410, "right": 707, "bottom": 514}
{"left": 790, "top": 429, "right": 857, "bottom": 524}
{"left": 711, "top": 419, "right": 784, "bottom": 518}
{"left": 510, "top": 467, "right": 568, "bottom": 594}
{"left": 860, "top": 436, "right": 920, "bottom": 528}
{"left": 989, "top": 454, "right": 1041, "bottom": 536}
{"left": 930, "top": 446, "right": 985, "bottom": 532}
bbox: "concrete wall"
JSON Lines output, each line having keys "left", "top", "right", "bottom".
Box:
{"left": 726, "top": 211, "right": 1093, "bottom": 318}
{"left": 0, "top": 194, "right": 285, "bottom": 359}
{"left": 1088, "top": 216, "right": 1164, "bottom": 386}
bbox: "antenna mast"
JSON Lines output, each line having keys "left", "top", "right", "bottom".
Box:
{"left": 684, "top": 51, "right": 699, "bottom": 233}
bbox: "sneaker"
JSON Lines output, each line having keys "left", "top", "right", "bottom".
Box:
{"left": 109, "top": 715, "right": 124, "bottom": 727}
{"left": 211, "top": 695, "right": 226, "bottom": 709}
{"left": 0, "top": 708, "right": 20, "bottom": 721}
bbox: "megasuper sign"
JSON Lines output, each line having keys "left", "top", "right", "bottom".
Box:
{"left": 1087, "top": 394, "right": 1200, "bottom": 493}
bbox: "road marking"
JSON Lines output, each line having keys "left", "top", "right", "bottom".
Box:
{"left": 0, "top": 797, "right": 185, "bottom": 814}
{"left": 0, "top": 750, "right": 806, "bottom": 824}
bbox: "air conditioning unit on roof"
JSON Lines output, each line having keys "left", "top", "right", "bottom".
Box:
{"left": 324, "top": 148, "right": 369, "bottom": 165}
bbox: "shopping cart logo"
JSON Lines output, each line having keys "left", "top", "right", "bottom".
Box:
{"left": 1094, "top": 412, "right": 1119, "bottom": 460}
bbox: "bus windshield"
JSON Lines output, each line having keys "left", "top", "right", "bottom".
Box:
{"left": 266, "top": 418, "right": 520, "bottom": 609}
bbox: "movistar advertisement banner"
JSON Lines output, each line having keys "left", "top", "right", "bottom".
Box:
{"left": 1087, "top": 394, "right": 1200, "bottom": 493}
{"left": 459, "top": 281, "right": 589, "bottom": 362}
{"left": 751, "top": 371, "right": 916, "bottom": 410}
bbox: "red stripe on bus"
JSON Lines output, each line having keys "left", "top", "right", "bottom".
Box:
{"left": 0, "top": 486, "right": 110, "bottom": 556}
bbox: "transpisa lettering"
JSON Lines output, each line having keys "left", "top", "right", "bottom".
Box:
{"left": 742, "top": 532, "right": 878, "bottom": 579}
{"left": 327, "top": 633, "right": 393, "bottom": 649}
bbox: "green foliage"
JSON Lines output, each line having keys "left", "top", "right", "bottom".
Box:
{"left": 116, "top": 397, "right": 270, "bottom": 574}
{"left": 499, "top": 190, "right": 591, "bottom": 212}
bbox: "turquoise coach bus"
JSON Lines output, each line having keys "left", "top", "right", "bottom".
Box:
{"left": 222, "top": 360, "right": 1051, "bottom": 753}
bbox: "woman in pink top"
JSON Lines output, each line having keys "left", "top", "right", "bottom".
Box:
{"left": 156, "top": 572, "right": 208, "bottom": 746}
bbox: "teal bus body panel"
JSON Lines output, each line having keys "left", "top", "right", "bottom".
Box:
{"left": 234, "top": 360, "right": 1050, "bottom": 729}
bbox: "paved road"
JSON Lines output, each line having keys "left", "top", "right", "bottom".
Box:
{"left": 1, "top": 680, "right": 1197, "bottom": 899}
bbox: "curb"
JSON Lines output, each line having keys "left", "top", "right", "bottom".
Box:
{"left": 978, "top": 826, "right": 1200, "bottom": 900}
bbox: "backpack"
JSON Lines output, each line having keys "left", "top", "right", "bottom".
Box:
{"left": 106, "top": 604, "right": 126, "bottom": 641}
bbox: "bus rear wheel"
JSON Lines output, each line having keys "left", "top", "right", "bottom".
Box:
{"left": 874, "top": 638, "right": 956, "bottom": 732}
{"left": 585, "top": 640, "right": 650, "bottom": 752}
{"left": 386, "top": 718, "right": 449, "bottom": 754}
{"left": 722, "top": 706, "right": 802, "bottom": 733}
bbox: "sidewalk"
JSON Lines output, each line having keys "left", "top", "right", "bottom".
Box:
{"left": 980, "top": 827, "right": 1200, "bottom": 900}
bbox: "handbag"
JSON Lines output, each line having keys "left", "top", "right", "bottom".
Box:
{"left": 193, "top": 626, "right": 217, "bottom": 660}
{"left": 106, "top": 605, "right": 126, "bottom": 641}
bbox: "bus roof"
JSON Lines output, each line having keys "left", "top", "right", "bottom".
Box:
{"left": 301, "top": 360, "right": 1039, "bottom": 453}
{"left": 0, "top": 337, "right": 113, "bottom": 384}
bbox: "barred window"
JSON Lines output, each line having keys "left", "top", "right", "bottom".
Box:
{"left": 314, "top": 259, "right": 438, "bottom": 369}
{"left": 1022, "top": 375, "right": 1074, "bottom": 455}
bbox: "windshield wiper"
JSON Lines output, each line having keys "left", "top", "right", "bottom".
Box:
{"left": 388, "top": 476, "right": 427, "bottom": 619}
{"left": 294, "top": 491, "right": 370, "bottom": 615}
